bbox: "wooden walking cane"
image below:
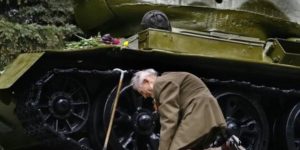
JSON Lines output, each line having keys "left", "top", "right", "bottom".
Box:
{"left": 102, "top": 69, "right": 127, "bottom": 150}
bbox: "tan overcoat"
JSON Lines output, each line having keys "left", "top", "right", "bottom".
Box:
{"left": 153, "top": 72, "right": 226, "bottom": 150}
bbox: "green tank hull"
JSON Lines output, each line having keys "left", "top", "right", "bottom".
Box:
{"left": 74, "top": 0, "right": 300, "bottom": 39}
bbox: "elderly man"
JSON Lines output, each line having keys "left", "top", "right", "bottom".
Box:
{"left": 131, "top": 69, "right": 228, "bottom": 150}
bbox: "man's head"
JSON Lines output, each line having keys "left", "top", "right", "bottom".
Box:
{"left": 131, "top": 69, "right": 158, "bottom": 98}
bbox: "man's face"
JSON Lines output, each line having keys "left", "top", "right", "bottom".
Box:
{"left": 138, "top": 79, "right": 153, "bottom": 98}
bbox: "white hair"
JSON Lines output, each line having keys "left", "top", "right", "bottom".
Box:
{"left": 131, "top": 69, "right": 158, "bottom": 90}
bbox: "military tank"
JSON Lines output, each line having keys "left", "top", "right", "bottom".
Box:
{"left": 0, "top": 0, "right": 300, "bottom": 150}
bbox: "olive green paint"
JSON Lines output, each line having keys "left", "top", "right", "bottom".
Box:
{"left": 74, "top": 2, "right": 300, "bottom": 39}
{"left": 135, "top": 28, "right": 300, "bottom": 69}
{"left": 139, "top": 28, "right": 264, "bottom": 61}
{"left": 266, "top": 39, "right": 300, "bottom": 66}
{"left": 74, "top": 0, "right": 115, "bottom": 31}
{"left": 0, "top": 53, "right": 44, "bottom": 89}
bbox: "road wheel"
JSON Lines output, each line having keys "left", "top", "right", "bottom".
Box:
{"left": 16, "top": 74, "right": 91, "bottom": 148}
{"left": 103, "top": 84, "right": 160, "bottom": 150}
{"left": 274, "top": 102, "right": 300, "bottom": 150}
{"left": 214, "top": 90, "right": 269, "bottom": 150}
{"left": 36, "top": 75, "right": 90, "bottom": 134}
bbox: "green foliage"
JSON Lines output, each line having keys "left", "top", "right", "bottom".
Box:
{"left": 0, "top": 0, "right": 83, "bottom": 70}
{"left": 0, "top": 18, "right": 81, "bottom": 70}
{"left": 0, "top": 0, "right": 31, "bottom": 5}
{"left": 2, "top": 0, "right": 75, "bottom": 26}
{"left": 65, "top": 35, "right": 106, "bottom": 50}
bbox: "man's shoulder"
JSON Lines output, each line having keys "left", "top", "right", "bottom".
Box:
{"left": 162, "top": 72, "right": 196, "bottom": 80}
{"left": 158, "top": 72, "right": 194, "bottom": 84}
{"left": 162, "top": 72, "right": 191, "bottom": 77}
{"left": 155, "top": 72, "right": 182, "bottom": 85}
{"left": 161, "top": 72, "right": 202, "bottom": 84}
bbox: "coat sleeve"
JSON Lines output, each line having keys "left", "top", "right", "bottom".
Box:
{"left": 157, "top": 81, "right": 180, "bottom": 150}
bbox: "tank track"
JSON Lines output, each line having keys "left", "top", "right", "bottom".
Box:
{"left": 16, "top": 68, "right": 131, "bottom": 150}
{"left": 203, "top": 78, "right": 300, "bottom": 97}
{"left": 16, "top": 68, "right": 300, "bottom": 150}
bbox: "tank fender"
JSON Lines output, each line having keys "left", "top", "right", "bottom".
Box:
{"left": 0, "top": 52, "right": 44, "bottom": 90}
